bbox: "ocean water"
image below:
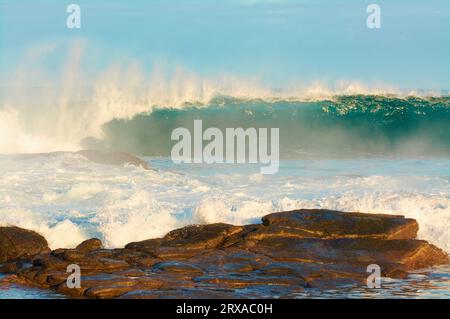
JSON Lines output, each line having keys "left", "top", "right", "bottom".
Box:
{"left": 0, "top": 274, "right": 65, "bottom": 299}
{"left": 0, "top": 155, "right": 449, "bottom": 251}
{"left": 299, "top": 265, "right": 450, "bottom": 299}
{"left": 0, "top": 95, "right": 449, "bottom": 298}
{"left": 84, "top": 95, "right": 450, "bottom": 158}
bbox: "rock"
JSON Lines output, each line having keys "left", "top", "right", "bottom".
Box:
{"left": 0, "top": 274, "right": 29, "bottom": 286}
{"left": 0, "top": 226, "right": 50, "bottom": 263}
{"left": 85, "top": 286, "right": 134, "bottom": 299}
{"left": 152, "top": 262, "right": 204, "bottom": 275}
{"left": 109, "top": 249, "right": 160, "bottom": 267}
{"left": 163, "top": 223, "right": 244, "bottom": 248}
{"left": 33, "top": 255, "right": 69, "bottom": 271}
{"left": 53, "top": 249, "right": 86, "bottom": 262}
{"left": 124, "top": 239, "right": 161, "bottom": 257}
{"left": 247, "top": 236, "right": 440, "bottom": 267}
{"left": 186, "top": 248, "right": 271, "bottom": 273}
{"left": 0, "top": 262, "right": 20, "bottom": 273}
{"left": 195, "top": 274, "right": 308, "bottom": 289}
{"left": 4, "top": 209, "right": 449, "bottom": 298}
{"left": 77, "top": 258, "right": 131, "bottom": 274}
{"left": 76, "top": 238, "right": 103, "bottom": 253}
{"left": 261, "top": 209, "right": 419, "bottom": 240}
{"left": 76, "top": 150, "right": 152, "bottom": 170}
{"left": 46, "top": 272, "right": 69, "bottom": 286}
{"left": 125, "top": 223, "right": 245, "bottom": 257}
{"left": 113, "top": 269, "right": 147, "bottom": 277}
{"left": 55, "top": 281, "right": 87, "bottom": 297}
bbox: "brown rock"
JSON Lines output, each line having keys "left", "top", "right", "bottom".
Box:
{"left": 33, "top": 255, "right": 70, "bottom": 271}
{"left": 163, "top": 223, "right": 244, "bottom": 248}
{"left": 76, "top": 238, "right": 103, "bottom": 253}
{"left": 113, "top": 269, "right": 147, "bottom": 277}
{"left": 0, "top": 226, "right": 50, "bottom": 263}
{"left": 77, "top": 258, "right": 131, "bottom": 274}
{"left": 126, "top": 223, "right": 244, "bottom": 256}
{"left": 86, "top": 249, "right": 115, "bottom": 259}
{"left": 187, "top": 248, "right": 270, "bottom": 273}
{"left": 152, "top": 261, "right": 204, "bottom": 275}
{"left": 131, "top": 275, "right": 197, "bottom": 292}
{"left": 46, "top": 271, "right": 69, "bottom": 286}
{"left": 261, "top": 209, "right": 419, "bottom": 240}
{"left": 244, "top": 236, "right": 449, "bottom": 271}
{"left": 0, "top": 261, "right": 20, "bottom": 273}
{"left": 85, "top": 286, "right": 134, "bottom": 299}
{"left": 3, "top": 209, "right": 449, "bottom": 299}
{"left": 124, "top": 239, "right": 161, "bottom": 256}
{"left": 54, "top": 249, "right": 86, "bottom": 262}
{"left": 109, "top": 248, "right": 160, "bottom": 266}
{"left": 56, "top": 281, "right": 87, "bottom": 297}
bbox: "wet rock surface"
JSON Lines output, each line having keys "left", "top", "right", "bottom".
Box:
{"left": 1, "top": 209, "right": 448, "bottom": 298}
{"left": 0, "top": 227, "right": 50, "bottom": 263}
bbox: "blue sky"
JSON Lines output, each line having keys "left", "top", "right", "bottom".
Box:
{"left": 1, "top": 0, "right": 449, "bottom": 90}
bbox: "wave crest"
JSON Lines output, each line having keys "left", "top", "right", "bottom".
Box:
{"left": 1, "top": 42, "right": 447, "bottom": 154}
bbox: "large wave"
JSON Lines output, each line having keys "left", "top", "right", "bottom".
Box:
{"left": 1, "top": 41, "right": 448, "bottom": 155}
{"left": 81, "top": 95, "right": 450, "bottom": 158}
{"left": 1, "top": 90, "right": 449, "bottom": 157}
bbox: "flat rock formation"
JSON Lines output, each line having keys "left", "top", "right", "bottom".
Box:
{"left": 0, "top": 209, "right": 448, "bottom": 298}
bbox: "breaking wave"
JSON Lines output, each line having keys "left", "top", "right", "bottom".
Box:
{"left": 84, "top": 94, "right": 450, "bottom": 158}
{"left": 0, "top": 41, "right": 448, "bottom": 155}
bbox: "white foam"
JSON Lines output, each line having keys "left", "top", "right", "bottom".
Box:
{"left": 0, "top": 208, "right": 88, "bottom": 249}
{"left": 193, "top": 198, "right": 273, "bottom": 225}
{"left": 93, "top": 190, "right": 182, "bottom": 248}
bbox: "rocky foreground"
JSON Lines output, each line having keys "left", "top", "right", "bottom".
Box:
{"left": 0, "top": 209, "right": 448, "bottom": 298}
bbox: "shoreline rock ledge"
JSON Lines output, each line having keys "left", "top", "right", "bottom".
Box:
{"left": 1, "top": 209, "right": 448, "bottom": 298}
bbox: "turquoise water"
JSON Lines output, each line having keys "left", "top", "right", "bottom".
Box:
{"left": 84, "top": 95, "right": 450, "bottom": 158}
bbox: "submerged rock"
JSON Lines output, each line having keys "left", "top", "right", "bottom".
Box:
{"left": 13, "top": 150, "right": 153, "bottom": 170}
{"left": 2, "top": 209, "right": 448, "bottom": 298}
{"left": 76, "top": 150, "right": 153, "bottom": 170}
